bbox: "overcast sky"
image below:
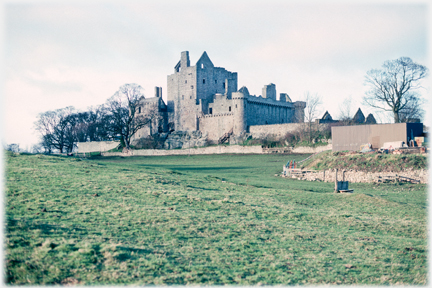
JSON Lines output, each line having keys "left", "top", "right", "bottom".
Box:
{"left": 1, "top": 0, "right": 430, "bottom": 150}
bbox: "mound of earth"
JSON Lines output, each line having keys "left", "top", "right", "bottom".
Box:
{"left": 300, "top": 151, "right": 427, "bottom": 173}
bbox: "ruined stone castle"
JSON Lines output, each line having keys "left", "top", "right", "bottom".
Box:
{"left": 133, "top": 51, "right": 306, "bottom": 148}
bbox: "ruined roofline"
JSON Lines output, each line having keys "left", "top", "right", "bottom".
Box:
{"left": 196, "top": 51, "right": 214, "bottom": 67}
{"left": 173, "top": 51, "right": 238, "bottom": 73}
{"left": 246, "top": 97, "right": 297, "bottom": 107}
{"left": 239, "top": 92, "right": 297, "bottom": 107}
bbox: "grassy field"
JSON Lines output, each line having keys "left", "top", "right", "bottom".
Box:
{"left": 5, "top": 152, "right": 428, "bottom": 285}
{"left": 300, "top": 150, "right": 427, "bottom": 172}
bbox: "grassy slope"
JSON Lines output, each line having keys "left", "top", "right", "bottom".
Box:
{"left": 5, "top": 152, "right": 427, "bottom": 285}
{"left": 301, "top": 151, "right": 427, "bottom": 172}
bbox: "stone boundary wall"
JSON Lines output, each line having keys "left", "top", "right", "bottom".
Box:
{"left": 100, "top": 144, "right": 333, "bottom": 157}
{"left": 291, "top": 144, "right": 332, "bottom": 154}
{"left": 77, "top": 141, "right": 120, "bottom": 153}
{"left": 249, "top": 123, "right": 331, "bottom": 140}
{"left": 101, "top": 145, "right": 263, "bottom": 157}
{"left": 282, "top": 168, "right": 428, "bottom": 184}
{"left": 249, "top": 123, "right": 303, "bottom": 139}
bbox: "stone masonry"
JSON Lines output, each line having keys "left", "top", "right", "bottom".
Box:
{"left": 282, "top": 168, "right": 428, "bottom": 184}
{"left": 133, "top": 51, "right": 306, "bottom": 147}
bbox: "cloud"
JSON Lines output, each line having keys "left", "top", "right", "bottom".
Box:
{"left": 2, "top": 1, "right": 429, "bottom": 148}
{"left": 244, "top": 4, "right": 427, "bottom": 68}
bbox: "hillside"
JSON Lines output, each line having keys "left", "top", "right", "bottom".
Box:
{"left": 300, "top": 151, "right": 427, "bottom": 173}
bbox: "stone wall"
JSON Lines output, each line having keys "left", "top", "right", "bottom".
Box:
{"left": 282, "top": 168, "right": 428, "bottom": 184}
{"left": 99, "top": 143, "right": 332, "bottom": 157}
{"left": 198, "top": 113, "right": 235, "bottom": 141}
{"left": 102, "top": 144, "right": 263, "bottom": 157}
{"left": 245, "top": 98, "right": 297, "bottom": 126}
{"left": 163, "top": 131, "right": 208, "bottom": 149}
{"left": 249, "top": 123, "right": 304, "bottom": 139}
{"left": 249, "top": 123, "right": 331, "bottom": 141}
{"left": 291, "top": 144, "right": 332, "bottom": 154}
{"left": 208, "top": 94, "right": 234, "bottom": 114}
{"left": 77, "top": 141, "right": 120, "bottom": 153}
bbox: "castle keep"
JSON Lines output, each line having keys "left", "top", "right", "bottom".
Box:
{"left": 134, "top": 51, "right": 306, "bottom": 145}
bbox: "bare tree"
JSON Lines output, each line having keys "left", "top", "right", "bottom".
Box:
{"left": 303, "top": 92, "right": 322, "bottom": 143}
{"left": 398, "top": 96, "right": 424, "bottom": 122}
{"left": 30, "top": 143, "right": 44, "bottom": 154}
{"left": 72, "top": 106, "right": 110, "bottom": 142}
{"left": 338, "top": 95, "right": 353, "bottom": 124}
{"left": 6, "top": 143, "right": 20, "bottom": 153}
{"left": 34, "top": 106, "right": 76, "bottom": 153}
{"left": 103, "top": 83, "right": 157, "bottom": 149}
{"left": 363, "top": 57, "right": 427, "bottom": 123}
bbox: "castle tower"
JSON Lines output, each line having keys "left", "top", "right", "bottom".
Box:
{"left": 262, "top": 83, "right": 276, "bottom": 100}
{"left": 294, "top": 101, "right": 306, "bottom": 123}
{"left": 167, "top": 51, "right": 238, "bottom": 132}
{"left": 232, "top": 92, "right": 247, "bottom": 134}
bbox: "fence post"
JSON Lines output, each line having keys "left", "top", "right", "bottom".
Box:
{"left": 334, "top": 169, "right": 338, "bottom": 193}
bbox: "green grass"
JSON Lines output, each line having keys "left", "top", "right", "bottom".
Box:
{"left": 5, "top": 152, "right": 427, "bottom": 285}
{"left": 301, "top": 151, "right": 427, "bottom": 172}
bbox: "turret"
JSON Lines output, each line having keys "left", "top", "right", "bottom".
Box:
{"left": 293, "top": 101, "right": 306, "bottom": 123}
{"left": 232, "top": 91, "right": 247, "bottom": 134}
{"left": 279, "top": 93, "right": 292, "bottom": 102}
{"left": 262, "top": 83, "right": 276, "bottom": 100}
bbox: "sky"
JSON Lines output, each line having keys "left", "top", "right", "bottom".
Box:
{"left": 1, "top": 0, "right": 430, "bottom": 150}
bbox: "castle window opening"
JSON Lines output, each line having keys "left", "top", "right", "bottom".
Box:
{"left": 191, "top": 85, "right": 194, "bottom": 89}
{"left": 215, "top": 80, "right": 217, "bottom": 84}
{"left": 185, "top": 80, "right": 187, "bottom": 83}
{"left": 229, "top": 106, "right": 231, "bottom": 112}
{"left": 201, "top": 63, "right": 204, "bottom": 69}
{"left": 182, "top": 95, "right": 184, "bottom": 100}
{"left": 209, "top": 108, "right": 213, "bottom": 114}
{"left": 138, "top": 107, "right": 141, "bottom": 113}
{"left": 190, "top": 96, "right": 192, "bottom": 99}
{"left": 235, "top": 104, "right": 237, "bottom": 108}
{"left": 223, "top": 82, "right": 225, "bottom": 88}
{"left": 203, "top": 79, "right": 206, "bottom": 84}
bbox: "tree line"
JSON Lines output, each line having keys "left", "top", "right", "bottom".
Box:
{"left": 33, "top": 84, "right": 158, "bottom": 154}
